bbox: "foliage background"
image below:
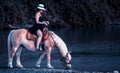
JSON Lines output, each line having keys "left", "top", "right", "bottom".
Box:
{"left": 0, "top": 0, "right": 120, "bottom": 29}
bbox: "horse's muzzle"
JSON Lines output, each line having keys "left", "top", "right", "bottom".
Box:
{"left": 66, "top": 64, "right": 71, "bottom": 69}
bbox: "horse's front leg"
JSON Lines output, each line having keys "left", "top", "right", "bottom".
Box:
{"left": 46, "top": 47, "right": 54, "bottom": 68}
{"left": 36, "top": 51, "right": 46, "bottom": 67}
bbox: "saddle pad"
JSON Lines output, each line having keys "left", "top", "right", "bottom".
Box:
{"left": 43, "top": 28, "right": 49, "bottom": 40}
{"left": 27, "top": 31, "right": 37, "bottom": 41}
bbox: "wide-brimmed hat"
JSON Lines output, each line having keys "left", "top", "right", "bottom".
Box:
{"left": 37, "top": 4, "right": 46, "bottom": 10}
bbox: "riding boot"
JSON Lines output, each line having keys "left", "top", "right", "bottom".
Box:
{"left": 41, "top": 43, "right": 45, "bottom": 51}
{"left": 41, "top": 39, "right": 45, "bottom": 51}
{"left": 38, "top": 41, "right": 45, "bottom": 51}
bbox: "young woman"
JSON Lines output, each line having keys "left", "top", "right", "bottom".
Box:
{"left": 29, "top": 4, "right": 49, "bottom": 50}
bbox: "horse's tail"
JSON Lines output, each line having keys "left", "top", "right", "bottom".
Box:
{"left": 7, "top": 30, "right": 15, "bottom": 60}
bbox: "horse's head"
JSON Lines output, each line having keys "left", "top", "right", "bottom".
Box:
{"left": 50, "top": 31, "right": 72, "bottom": 69}
{"left": 61, "top": 51, "right": 72, "bottom": 69}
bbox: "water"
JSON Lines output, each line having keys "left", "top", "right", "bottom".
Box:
{"left": 0, "top": 28, "right": 120, "bottom": 72}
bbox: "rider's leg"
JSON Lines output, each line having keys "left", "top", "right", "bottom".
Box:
{"left": 36, "top": 30, "right": 42, "bottom": 50}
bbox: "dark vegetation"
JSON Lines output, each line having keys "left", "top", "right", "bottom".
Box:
{"left": 0, "top": 0, "right": 120, "bottom": 29}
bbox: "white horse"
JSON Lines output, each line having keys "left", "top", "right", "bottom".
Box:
{"left": 7, "top": 28, "right": 71, "bottom": 69}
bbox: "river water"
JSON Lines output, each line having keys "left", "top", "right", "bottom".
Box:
{"left": 0, "top": 28, "right": 120, "bottom": 72}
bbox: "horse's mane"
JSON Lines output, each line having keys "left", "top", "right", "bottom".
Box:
{"left": 51, "top": 32, "right": 68, "bottom": 57}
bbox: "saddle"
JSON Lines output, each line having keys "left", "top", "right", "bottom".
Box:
{"left": 27, "top": 31, "right": 37, "bottom": 41}
{"left": 26, "top": 27, "right": 49, "bottom": 41}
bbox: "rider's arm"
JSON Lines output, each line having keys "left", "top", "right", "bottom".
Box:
{"left": 35, "top": 12, "right": 43, "bottom": 24}
{"left": 35, "top": 12, "right": 49, "bottom": 25}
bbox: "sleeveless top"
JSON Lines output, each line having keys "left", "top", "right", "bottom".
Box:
{"left": 28, "top": 16, "right": 47, "bottom": 35}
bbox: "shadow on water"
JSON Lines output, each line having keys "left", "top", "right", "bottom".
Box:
{"left": 0, "top": 28, "right": 120, "bottom": 72}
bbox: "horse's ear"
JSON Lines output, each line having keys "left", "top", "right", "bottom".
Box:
{"left": 66, "top": 51, "right": 72, "bottom": 57}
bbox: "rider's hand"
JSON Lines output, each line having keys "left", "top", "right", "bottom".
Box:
{"left": 45, "top": 21, "right": 50, "bottom": 25}
{"left": 42, "top": 21, "right": 49, "bottom": 26}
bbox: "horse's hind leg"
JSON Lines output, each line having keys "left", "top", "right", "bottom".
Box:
{"left": 8, "top": 30, "right": 18, "bottom": 68}
{"left": 8, "top": 47, "right": 18, "bottom": 68}
{"left": 36, "top": 51, "right": 46, "bottom": 67}
{"left": 16, "top": 46, "right": 23, "bottom": 68}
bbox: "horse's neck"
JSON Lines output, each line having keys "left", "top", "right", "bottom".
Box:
{"left": 51, "top": 32, "right": 68, "bottom": 57}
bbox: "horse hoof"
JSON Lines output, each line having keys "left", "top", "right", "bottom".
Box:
{"left": 47, "top": 65, "right": 54, "bottom": 69}
{"left": 36, "top": 64, "right": 41, "bottom": 68}
{"left": 47, "top": 66, "right": 54, "bottom": 69}
{"left": 8, "top": 65, "right": 13, "bottom": 68}
{"left": 16, "top": 64, "right": 23, "bottom": 68}
{"left": 8, "top": 64, "right": 13, "bottom": 68}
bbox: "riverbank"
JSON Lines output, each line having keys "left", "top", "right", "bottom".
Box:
{"left": 0, "top": 65, "right": 119, "bottom": 73}
{"left": 0, "top": 68, "right": 79, "bottom": 73}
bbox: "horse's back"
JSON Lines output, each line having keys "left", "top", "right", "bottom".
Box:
{"left": 11, "top": 28, "right": 27, "bottom": 36}
{"left": 14, "top": 28, "right": 27, "bottom": 34}
{"left": 9, "top": 28, "right": 27, "bottom": 44}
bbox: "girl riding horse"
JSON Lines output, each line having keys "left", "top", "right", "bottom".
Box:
{"left": 29, "top": 4, "right": 49, "bottom": 51}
